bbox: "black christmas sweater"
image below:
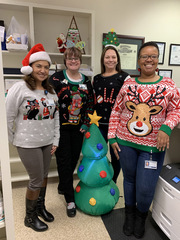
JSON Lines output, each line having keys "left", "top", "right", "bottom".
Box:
{"left": 49, "top": 70, "right": 94, "bottom": 131}
{"left": 93, "top": 71, "right": 129, "bottom": 125}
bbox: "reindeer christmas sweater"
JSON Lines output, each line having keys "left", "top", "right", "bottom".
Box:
{"left": 108, "top": 76, "right": 180, "bottom": 152}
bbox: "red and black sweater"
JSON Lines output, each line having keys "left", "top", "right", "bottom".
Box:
{"left": 49, "top": 70, "right": 94, "bottom": 131}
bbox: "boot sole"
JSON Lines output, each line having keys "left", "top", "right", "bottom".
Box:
{"left": 134, "top": 232, "right": 145, "bottom": 239}
{"left": 123, "top": 227, "right": 133, "bottom": 236}
{"left": 24, "top": 220, "right": 48, "bottom": 232}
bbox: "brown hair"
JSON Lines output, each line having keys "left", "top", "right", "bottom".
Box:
{"left": 24, "top": 75, "right": 55, "bottom": 94}
{"left": 100, "top": 46, "right": 121, "bottom": 74}
{"left": 64, "top": 47, "right": 82, "bottom": 67}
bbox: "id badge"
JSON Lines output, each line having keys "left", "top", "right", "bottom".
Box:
{"left": 79, "top": 84, "right": 87, "bottom": 90}
{"left": 144, "top": 160, "right": 157, "bottom": 169}
{"left": 47, "top": 99, "right": 55, "bottom": 107}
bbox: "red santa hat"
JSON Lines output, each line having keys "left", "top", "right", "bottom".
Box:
{"left": 21, "top": 43, "right": 52, "bottom": 75}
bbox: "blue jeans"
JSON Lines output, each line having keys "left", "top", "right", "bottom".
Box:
{"left": 100, "top": 125, "right": 121, "bottom": 183}
{"left": 118, "top": 144, "right": 165, "bottom": 212}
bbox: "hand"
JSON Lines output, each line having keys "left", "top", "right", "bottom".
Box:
{"left": 51, "top": 145, "right": 57, "bottom": 155}
{"left": 80, "top": 128, "right": 86, "bottom": 133}
{"left": 111, "top": 142, "right": 121, "bottom": 160}
{"left": 156, "top": 130, "right": 169, "bottom": 151}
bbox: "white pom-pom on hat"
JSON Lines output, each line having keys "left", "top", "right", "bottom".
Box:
{"left": 21, "top": 43, "right": 52, "bottom": 75}
{"left": 21, "top": 65, "right": 33, "bottom": 75}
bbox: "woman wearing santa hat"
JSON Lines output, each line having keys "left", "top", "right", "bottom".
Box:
{"left": 6, "top": 43, "right": 60, "bottom": 232}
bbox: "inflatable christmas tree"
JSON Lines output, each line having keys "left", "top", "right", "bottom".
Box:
{"left": 75, "top": 111, "right": 119, "bottom": 215}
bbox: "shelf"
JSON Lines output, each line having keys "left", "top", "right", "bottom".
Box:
{"left": 2, "top": 51, "right": 91, "bottom": 58}
{"left": 2, "top": 51, "right": 27, "bottom": 55}
{"left": 9, "top": 157, "right": 21, "bottom": 163}
{"left": 3, "top": 74, "right": 23, "bottom": 78}
{"left": 0, "top": 221, "right": 5, "bottom": 229}
{"left": 9, "top": 156, "right": 57, "bottom": 163}
{"left": 0, "top": 226, "right": 6, "bottom": 240}
{"left": 10, "top": 155, "right": 58, "bottom": 182}
{"left": 10, "top": 164, "right": 79, "bottom": 183}
{"left": 33, "top": 6, "right": 92, "bottom": 55}
{"left": 11, "top": 169, "right": 58, "bottom": 182}
{"left": 48, "top": 52, "right": 92, "bottom": 58}
{"left": 0, "top": 1, "right": 94, "bottom": 68}
{"left": 9, "top": 154, "right": 80, "bottom": 182}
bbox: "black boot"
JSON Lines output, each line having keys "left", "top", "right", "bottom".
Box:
{"left": 134, "top": 209, "right": 148, "bottom": 239}
{"left": 25, "top": 196, "right": 48, "bottom": 232}
{"left": 37, "top": 187, "right": 54, "bottom": 222}
{"left": 123, "top": 205, "right": 136, "bottom": 236}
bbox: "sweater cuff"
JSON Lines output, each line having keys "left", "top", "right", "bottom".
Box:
{"left": 81, "top": 124, "right": 89, "bottom": 132}
{"left": 108, "top": 138, "right": 116, "bottom": 145}
{"left": 159, "top": 124, "right": 172, "bottom": 136}
{"left": 53, "top": 139, "right": 59, "bottom": 147}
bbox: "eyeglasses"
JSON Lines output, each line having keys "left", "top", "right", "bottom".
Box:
{"left": 139, "top": 55, "right": 159, "bottom": 60}
{"left": 66, "top": 57, "right": 80, "bottom": 61}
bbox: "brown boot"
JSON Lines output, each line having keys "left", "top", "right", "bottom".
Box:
{"left": 24, "top": 188, "right": 48, "bottom": 232}
{"left": 37, "top": 178, "right": 54, "bottom": 222}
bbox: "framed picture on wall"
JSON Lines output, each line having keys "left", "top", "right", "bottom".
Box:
{"left": 169, "top": 44, "right": 180, "bottom": 66}
{"left": 158, "top": 69, "right": 172, "bottom": 78}
{"left": 155, "top": 41, "right": 166, "bottom": 64}
{"left": 103, "top": 33, "right": 145, "bottom": 76}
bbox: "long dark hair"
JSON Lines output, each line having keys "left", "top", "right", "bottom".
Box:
{"left": 101, "top": 46, "right": 121, "bottom": 74}
{"left": 24, "top": 75, "right": 55, "bottom": 94}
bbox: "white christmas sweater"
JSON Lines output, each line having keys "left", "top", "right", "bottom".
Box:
{"left": 108, "top": 76, "right": 180, "bottom": 152}
{"left": 6, "top": 81, "right": 60, "bottom": 148}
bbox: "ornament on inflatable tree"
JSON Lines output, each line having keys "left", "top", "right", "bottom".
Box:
{"left": 102, "top": 28, "right": 119, "bottom": 48}
{"left": 74, "top": 111, "right": 119, "bottom": 215}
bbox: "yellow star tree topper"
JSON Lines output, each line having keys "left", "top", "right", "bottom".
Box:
{"left": 88, "top": 110, "right": 102, "bottom": 127}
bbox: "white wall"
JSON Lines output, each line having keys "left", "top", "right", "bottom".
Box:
{"left": 5, "top": 0, "right": 180, "bottom": 85}
{"left": 3, "top": 0, "right": 180, "bottom": 164}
